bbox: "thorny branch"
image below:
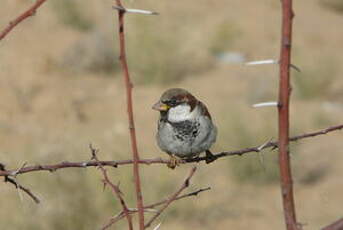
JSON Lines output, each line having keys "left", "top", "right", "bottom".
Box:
{"left": 105, "top": 187, "right": 211, "bottom": 227}
{"left": 0, "top": 0, "right": 48, "bottom": 41}
{"left": 146, "top": 187, "right": 211, "bottom": 209}
{"left": 278, "top": 0, "right": 299, "bottom": 229}
{"left": 144, "top": 166, "right": 198, "bottom": 229}
{"left": 113, "top": 0, "right": 145, "bottom": 229}
{"left": 0, "top": 124, "right": 342, "bottom": 177}
{"left": 322, "top": 217, "right": 343, "bottom": 230}
{"left": 186, "top": 124, "right": 343, "bottom": 162}
{"left": 89, "top": 145, "right": 133, "bottom": 230}
{"left": 0, "top": 163, "right": 40, "bottom": 204}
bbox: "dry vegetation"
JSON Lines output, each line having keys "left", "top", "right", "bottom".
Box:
{"left": 0, "top": 0, "right": 343, "bottom": 229}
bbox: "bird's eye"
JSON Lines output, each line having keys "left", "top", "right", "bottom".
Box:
{"left": 164, "top": 99, "right": 178, "bottom": 107}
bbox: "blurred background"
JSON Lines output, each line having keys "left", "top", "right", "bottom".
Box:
{"left": 1, "top": 0, "right": 343, "bottom": 229}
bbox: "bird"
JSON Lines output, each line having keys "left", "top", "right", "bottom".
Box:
{"left": 152, "top": 88, "right": 217, "bottom": 168}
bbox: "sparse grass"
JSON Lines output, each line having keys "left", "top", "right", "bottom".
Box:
{"left": 210, "top": 21, "right": 241, "bottom": 55}
{"left": 225, "top": 115, "right": 279, "bottom": 184}
{"left": 229, "top": 153, "right": 279, "bottom": 184}
{"left": 320, "top": 0, "right": 343, "bottom": 13}
{"left": 127, "top": 17, "right": 215, "bottom": 84}
{"left": 52, "top": 0, "right": 93, "bottom": 32}
{"left": 293, "top": 58, "right": 337, "bottom": 100}
{"left": 59, "top": 30, "right": 118, "bottom": 74}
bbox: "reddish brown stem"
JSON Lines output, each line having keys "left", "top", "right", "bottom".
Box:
{"left": 145, "top": 187, "right": 210, "bottom": 209}
{"left": 144, "top": 167, "right": 197, "bottom": 229}
{"left": 0, "top": 163, "right": 40, "bottom": 203}
{"left": 90, "top": 146, "right": 133, "bottom": 230}
{"left": 104, "top": 187, "right": 210, "bottom": 226}
{"left": 114, "top": 0, "right": 145, "bottom": 229}
{"left": 322, "top": 217, "right": 343, "bottom": 230}
{"left": 0, "top": 124, "right": 342, "bottom": 177}
{"left": 278, "top": 0, "right": 299, "bottom": 230}
{"left": 4, "top": 176, "right": 40, "bottom": 203}
{"left": 0, "top": 0, "right": 48, "bottom": 41}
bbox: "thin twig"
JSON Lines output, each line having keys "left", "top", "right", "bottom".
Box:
{"left": 0, "top": 124, "right": 342, "bottom": 177}
{"left": 0, "top": 163, "right": 40, "bottom": 203}
{"left": 102, "top": 187, "right": 210, "bottom": 226}
{"left": 114, "top": 0, "right": 145, "bottom": 228}
{"left": 0, "top": 0, "right": 48, "bottom": 41}
{"left": 6, "top": 177, "right": 40, "bottom": 204}
{"left": 321, "top": 217, "right": 343, "bottom": 230}
{"left": 289, "top": 63, "right": 301, "bottom": 73}
{"left": 101, "top": 212, "right": 126, "bottom": 230}
{"left": 11, "top": 179, "right": 37, "bottom": 203}
{"left": 103, "top": 208, "right": 158, "bottom": 229}
{"left": 11, "top": 162, "right": 28, "bottom": 202}
{"left": 89, "top": 145, "right": 133, "bottom": 230}
{"left": 278, "top": 0, "right": 299, "bottom": 229}
{"left": 144, "top": 167, "right": 197, "bottom": 229}
{"left": 146, "top": 187, "right": 211, "bottom": 209}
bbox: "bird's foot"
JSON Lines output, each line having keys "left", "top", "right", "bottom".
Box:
{"left": 167, "top": 155, "right": 183, "bottom": 169}
{"left": 205, "top": 150, "right": 217, "bottom": 164}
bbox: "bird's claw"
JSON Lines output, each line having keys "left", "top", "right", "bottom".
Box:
{"left": 167, "top": 155, "right": 183, "bottom": 169}
{"left": 205, "top": 150, "right": 217, "bottom": 164}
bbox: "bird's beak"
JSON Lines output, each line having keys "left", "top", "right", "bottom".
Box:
{"left": 152, "top": 101, "right": 170, "bottom": 111}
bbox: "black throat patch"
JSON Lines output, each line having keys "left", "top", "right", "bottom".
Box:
{"left": 167, "top": 120, "right": 200, "bottom": 141}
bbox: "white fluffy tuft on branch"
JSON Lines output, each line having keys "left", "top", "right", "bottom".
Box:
{"left": 112, "top": 6, "right": 159, "bottom": 15}
{"left": 252, "top": 102, "right": 279, "bottom": 108}
{"left": 153, "top": 222, "right": 162, "bottom": 230}
{"left": 245, "top": 59, "right": 278, "bottom": 66}
{"left": 245, "top": 59, "right": 301, "bottom": 72}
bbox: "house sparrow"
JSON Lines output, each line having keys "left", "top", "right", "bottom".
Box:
{"left": 152, "top": 88, "right": 217, "bottom": 168}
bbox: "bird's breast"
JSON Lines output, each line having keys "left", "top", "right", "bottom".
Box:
{"left": 168, "top": 120, "right": 200, "bottom": 141}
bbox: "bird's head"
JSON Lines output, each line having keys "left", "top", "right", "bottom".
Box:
{"left": 152, "top": 88, "right": 197, "bottom": 112}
